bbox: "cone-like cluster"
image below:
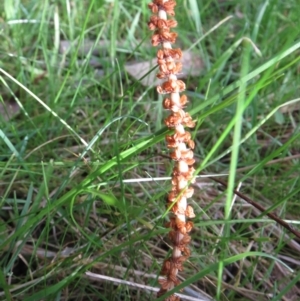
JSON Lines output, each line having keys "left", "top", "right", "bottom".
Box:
{"left": 148, "top": 1, "right": 196, "bottom": 300}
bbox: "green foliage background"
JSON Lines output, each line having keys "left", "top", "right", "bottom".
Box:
{"left": 0, "top": 0, "right": 300, "bottom": 300}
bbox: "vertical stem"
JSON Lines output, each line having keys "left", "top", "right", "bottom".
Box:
{"left": 147, "top": 1, "right": 196, "bottom": 300}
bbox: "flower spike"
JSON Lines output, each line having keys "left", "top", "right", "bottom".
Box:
{"left": 148, "top": 0, "right": 196, "bottom": 299}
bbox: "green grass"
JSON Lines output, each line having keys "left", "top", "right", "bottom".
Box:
{"left": 1, "top": 0, "right": 300, "bottom": 300}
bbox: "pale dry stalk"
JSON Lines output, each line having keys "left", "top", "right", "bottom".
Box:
{"left": 148, "top": 1, "right": 197, "bottom": 300}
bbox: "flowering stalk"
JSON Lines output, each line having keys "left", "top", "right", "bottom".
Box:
{"left": 148, "top": 1, "right": 196, "bottom": 300}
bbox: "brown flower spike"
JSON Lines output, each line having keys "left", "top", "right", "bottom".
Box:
{"left": 148, "top": 0, "right": 196, "bottom": 299}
